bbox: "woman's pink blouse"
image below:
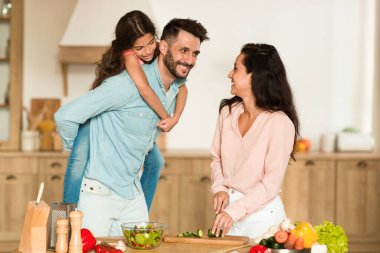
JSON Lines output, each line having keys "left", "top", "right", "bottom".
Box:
{"left": 210, "top": 103, "right": 295, "bottom": 222}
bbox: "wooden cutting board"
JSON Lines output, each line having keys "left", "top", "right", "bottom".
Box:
{"left": 163, "top": 234, "right": 249, "bottom": 246}
{"left": 31, "top": 98, "right": 61, "bottom": 120}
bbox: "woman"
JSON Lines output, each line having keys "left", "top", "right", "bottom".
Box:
{"left": 210, "top": 43, "right": 299, "bottom": 238}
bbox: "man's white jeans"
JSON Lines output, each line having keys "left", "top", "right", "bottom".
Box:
{"left": 227, "top": 189, "right": 286, "bottom": 238}
{"left": 78, "top": 177, "right": 149, "bottom": 237}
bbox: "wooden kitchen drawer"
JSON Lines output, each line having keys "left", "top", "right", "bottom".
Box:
{"left": 0, "top": 173, "right": 38, "bottom": 240}
{"left": 38, "top": 158, "right": 68, "bottom": 174}
{"left": 287, "top": 159, "right": 335, "bottom": 169}
{"left": 336, "top": 160, "right": 380, "bottom": 245}
{"left": 161, "top": 158, "right": 186, "bottom": 174}
{"left": 182, "top": 158, "right": 211, "bottom": 175}
{"left": 0, "top": 158, "right": 38, "bottom": 174}
{"left": 38, "top": 158, "right": 68, "bottom": 204}
{"left": 282, "top": 159, "right": 336, "bottom": 225}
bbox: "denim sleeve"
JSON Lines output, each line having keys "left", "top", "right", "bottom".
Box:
{"left": 55, "top": 79, "right": 131, "bottom": 149}
{"left": 140, "top": 143, "right": 165, "bottom": 210}
{"left": 63, "top": 120, "right": 90, "bottom": 204}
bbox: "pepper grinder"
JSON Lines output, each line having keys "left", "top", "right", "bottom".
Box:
{"left": 69, "top": 209, "right": 83, "bottom": 253}
{"left": 56, "top": 218, "right": 68, "bottom": 253}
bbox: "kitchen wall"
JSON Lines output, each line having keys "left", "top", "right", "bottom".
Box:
{"left": 374, "top": 4, "right": 380, "bottom": 152}
{"left": 23, "top": 0, "right": 378, "bottom": 150}
{"left": 23, "top": 0, "right": 77, "bottom": 107}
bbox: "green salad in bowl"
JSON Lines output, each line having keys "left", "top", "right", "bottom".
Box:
{"left": 121, "top": 222, "right": 167, "bottom": 250}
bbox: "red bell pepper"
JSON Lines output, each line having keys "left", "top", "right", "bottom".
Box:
{"left": 249, "top": 245, "right": 268, "bottom": 253}
{"left": 81, "top": 228, "right": 97, "bottom": 253}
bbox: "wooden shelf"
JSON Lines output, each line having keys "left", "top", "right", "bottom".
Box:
{"left": 0, "top": 0, "right": 23, "bottom": 151}
{"left": 0, "top": 104, "right": 10, "bottom": 109}
{"left": 59, "top": 45, "right": 108, "bottom": 96}
{"left": 0, "top": 16, "right": 10, "bottom": 21}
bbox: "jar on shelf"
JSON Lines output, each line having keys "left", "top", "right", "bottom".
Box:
{"left": 21, "top": 130, "right": 40, "bottom": 152}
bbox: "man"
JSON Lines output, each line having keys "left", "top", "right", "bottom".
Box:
{"left": 55, "top": 18, "right": 209, "bottom": 236}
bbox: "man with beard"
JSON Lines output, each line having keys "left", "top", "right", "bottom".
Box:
{"left": 55, "top": 18, "right": 209, "bottom": 236}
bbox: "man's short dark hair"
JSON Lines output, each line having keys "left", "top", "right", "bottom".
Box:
{"left": 161, "top": 18, "right": 209, "bottom": 44}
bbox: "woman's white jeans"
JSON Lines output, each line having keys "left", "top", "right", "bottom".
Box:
{"left": 227, "top": 189, "right": 286, "bottom": 238}
{"left": 78, "top": 177, "right": 149, "bottom": 237}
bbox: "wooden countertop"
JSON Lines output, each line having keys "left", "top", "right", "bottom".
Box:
{"left": 13, "top": 236, "right": 253, "bottom": 253}
{"left": 0, "top": 149, "right": 379, "bottom": 160}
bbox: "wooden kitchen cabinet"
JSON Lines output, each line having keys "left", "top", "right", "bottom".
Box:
{"left": 0, "top": 153, "right": 68, "bottom": 252}
{"left": 151, "top": 151, "right": 380, "bottom": 253}
{"left": 282, "top": 159, "right": 336, "bottom": 225}
{"left": 336, "top": 159, "right": 380, "bottom": 253}
{"left": 0, "top": 158, "right": 38, "bottom": 241}
{"left": 150, "top": 155, "right": 214, "bottom": 234}
{"left": 179, "top": 159, "right": 214, "bottom": 233}
{"left": 150, "top": 174, "right": 180, "bottom": 233}
{"left": 38, "top": 157, "right": 67, "bottom": 204}
{"left": 150, "top": 158, "right": 182, "bottom": 233}
{"left": 0, "top": 151, "right": 380, "bottom": 253}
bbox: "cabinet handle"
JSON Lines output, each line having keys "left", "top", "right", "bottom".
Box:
{"left": 51, "top": 175, "right": 62, "bottom": 181}
{"left": 164, "top": 162, "right": 168, "bottom": 168}
{"left": 305, "top": 160, "right": 315, "bottom": 166}
{"left": 357, "top": 160, "right": 368, "bottom": 168}
{"left": 200, "top": 176, "right": 211, "bottom": 183}
{"left": 50, "top": 162, "right": 62, "bottom": 169}
{"left": 6, "top": 175, "right": 16, "bottom": 180}
{"left": 159, "top": 175, "right": 168, "bottom": 181}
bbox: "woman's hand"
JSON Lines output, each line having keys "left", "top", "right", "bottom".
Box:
{"left": 211, "top": 211, "right": 234, "bottom": 237}
{"left": 213, "top": 191, "right": 229, "bottom": 214}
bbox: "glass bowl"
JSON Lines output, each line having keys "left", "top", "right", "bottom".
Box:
{"left": 121, "top": 222, "right": 167, "bottom": 250}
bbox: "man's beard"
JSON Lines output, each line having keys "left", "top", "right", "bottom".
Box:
{"left": 163, "top": 49, "right": 194, "bottom": 79}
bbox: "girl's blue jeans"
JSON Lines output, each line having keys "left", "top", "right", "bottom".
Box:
{"left": 62, "top": 120, "right": 164, "bottom": 211}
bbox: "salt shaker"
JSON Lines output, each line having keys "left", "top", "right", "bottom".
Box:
{"left": 56, "top": 218, "right": 69, "bottom": 253}
{"left": 69, "top": 209, "right": 83, "bottom": 253}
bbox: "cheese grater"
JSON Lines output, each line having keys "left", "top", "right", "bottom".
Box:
{"left": 47, "top": 202, "right": 76, "bottom": 250}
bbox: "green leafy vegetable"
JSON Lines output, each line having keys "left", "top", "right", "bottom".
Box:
{"left": 315, "top": 221, "right": 348, "bottom": 253}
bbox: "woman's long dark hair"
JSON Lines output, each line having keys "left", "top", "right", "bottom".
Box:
{"left": 91, "top": 10, "right": 156, "bottom": 89}
{"left": 219, "top": 43, "right": 300, "bottom": 160}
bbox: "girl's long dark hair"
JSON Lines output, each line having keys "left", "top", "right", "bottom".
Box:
{"left": 91, "top": 10, "right": 156, "bottom": 90}
{"left": 220, "top": 43, "right": 300, "bottom": 160}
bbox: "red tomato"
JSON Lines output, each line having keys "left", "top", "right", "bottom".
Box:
{"left": 94, "top": 245, "right": 102, "bottom": 253}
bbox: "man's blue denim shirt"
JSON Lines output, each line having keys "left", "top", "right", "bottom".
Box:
{"left": 55, "top": 59, "right": 185, "bottom": 199}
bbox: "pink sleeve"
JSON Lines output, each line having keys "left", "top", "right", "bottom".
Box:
{"left": 122, "top": 49, "right": 134, "bottom": 57}
{"left": 224, "top": 115, "right": 295, "bottom": 222}
{"left": 210, "top": 109, "right": 228, "bottom": 194}
{"left": 122, "top": 49, "right": 144, "bottom": 65}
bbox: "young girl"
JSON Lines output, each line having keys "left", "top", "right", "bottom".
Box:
{"left": 210, "top": 43, "right": 299, "bottom": 238}
{"left": 62, "top": 10, "right": 187, "bottom": 210}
